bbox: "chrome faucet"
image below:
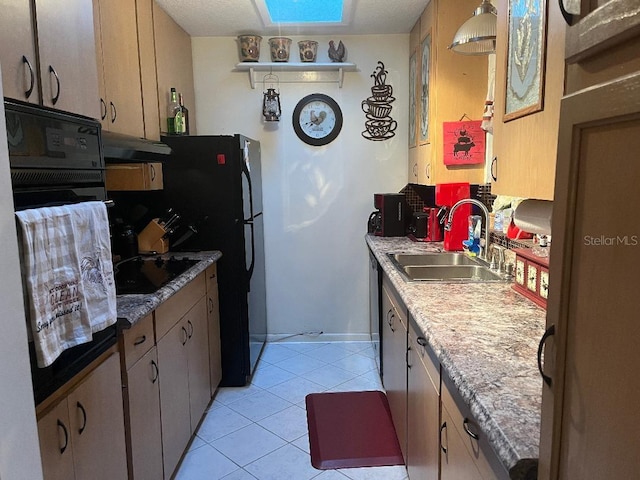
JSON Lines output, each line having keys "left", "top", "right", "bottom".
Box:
{"left": 444, "top": 198, "right": 491, "bottom": 262}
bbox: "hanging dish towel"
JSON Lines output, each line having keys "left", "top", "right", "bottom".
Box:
{"left": 16, "top": 201, "right": 117, "bottom": 367}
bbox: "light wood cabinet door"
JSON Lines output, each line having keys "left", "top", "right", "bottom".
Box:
{"left": 93, "top": 0, "right": 145, "bottom": 137}
{"left": 491, "top": 0, "right": 566, "bottom": 200}
{"left": 38, "top": 400, "right": 75, "bottom": 480}
{"left": 153, "top": 1, "right": 196, "bottom": 135}
{"left": 67, "top": 353, "right": 128, "bottom": 480}
{"left": 136, "top": 0, "right": 161, "bottom": 140}
{"left": 34, "top": 0, "right": 99, "bottom": 118}
{"left": 106, "top": 163, "right": 164, "bottom": 191}
{"left": 126, "top": 346, "right": 163, "bottom": 480}
{"left": 157, "top": 317, "right": 191, "bottom": 479}
{"left": 440, "top": 405, "right": 484, "bottom": 480}
{"left": 407, "top": 323, "right": 440, "bottom": 480}
{"left": 381, "top": 278, "right": 408, "bottom": 460}
{"left": 0, "top": 0, "right": 39, "bottom": 104}
{"left": 206, "top": 264, "right": 222, "bottom": 393}
{"left": 186, "top": 296, "right": 211, "bottom": 432}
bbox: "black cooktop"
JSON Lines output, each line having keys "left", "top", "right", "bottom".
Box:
{"left": 114, "top": 255, "right": 199, "bottom": 295}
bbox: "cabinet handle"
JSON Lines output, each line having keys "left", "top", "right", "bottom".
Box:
{"left": 77, "top": 401, "right": 87, "bottom": 435}
{"left": 463, "top": 418, "right": 480, "bottom": 440}
{"left": 150, "top": 163, "right": 156, "bottom": 181}
{"left": 133, "top": 335, "right": 146, "bottom": 346}
{"left": 48, "top": 65, "right": 60, "bottom": 105}
{"left": 538, "top": 324, "right": 556, "bottom": 387}
{"left": 426, "top": 163, "right": 431, "bottom": 180}
{"left": 100, "top": 98, "right": 107, "bottom": 120}
{"left": 181, "top": 326, "right": 188, "bottom": 345}
{"left": 412, "top": 163, "right": 418, "bottom": 177}
{"left": 57, "top": 419, "right": 69, "bottom": 454}
{"left": 389, "top": 313, "right": 396, "bottom": 332}
{"left": 558, "top": 0, "right": 576, "bottom": 26}
{"left": 439, "top": 422, "right": 448, "bottom": 454}
{"left": 208, "top": 297, "right": 214, "bottom": 314}
{"left": 491, "top": 156, "right": 498, "bottom": 181}
{"left": 110, "top": 101, "right": 117, "bottom": 123}
{"left": 386, "top": 308, "right": 392, "bottom": 326}
{"left": 151, "top": 360, "right": 159, "bottom": 384}
{"left": 187, "top": 320, "right": 194, "bottom": 339}
{"left": 416, "top": 336, "right": 428, "bottom": 347}
{"left": 22, "top": 55, "right": 35, "bottom": 99}
{"left": 209, "top": 273, "right": 217, "bottom": 280}
{"left": 407, "top": 344, "right": 412, "bottom": 369}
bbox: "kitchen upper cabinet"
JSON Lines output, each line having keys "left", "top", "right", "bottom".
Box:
{"left": 38, "top": 352, "right": 128, "bottom": 480}
{"left": 407, "top": 321, "right": 440, "bottom": 480}
{"left": 381, "top": 275, "right": 408, "bottom": 461}
{"left": 409, "top": 0, "right": 488, "bottom": 186}
{"left": 0, "top": 0, "right": 40, "bottom": 104}
{"left": 491, "top": 0, "right": 566, "bottom": 200}
{"left": 92, "top": 0, "right": 145, "bottom": 137}
{"left": 153, "top": 1, "right": 196, "bottom": 136}
{"left": 538, "top": 2, "right": 640, "bottom": 478}
{"left": 34, "top": 0, "right": 100, "bottom": 118}
{"left": 137, "top": 0, "right": 161, "bottom": 140}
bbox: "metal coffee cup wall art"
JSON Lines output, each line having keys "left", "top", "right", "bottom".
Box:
{"left": 362, "top": 61, "right": 396, "bottom": 141}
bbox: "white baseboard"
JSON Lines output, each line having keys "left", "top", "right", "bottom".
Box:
{"left": 266, "top": 332, "right": 372, "bottom": 343}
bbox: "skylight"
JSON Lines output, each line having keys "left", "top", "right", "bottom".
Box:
{"left": 254, "top": 0, "right": 352, "bottom": 27}
{"left": 264, "top": 0, "right": 343, "bottom": 23}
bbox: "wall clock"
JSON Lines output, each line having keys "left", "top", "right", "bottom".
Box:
{"left": 292, "top": 93, "right": 343, "bottom": 146}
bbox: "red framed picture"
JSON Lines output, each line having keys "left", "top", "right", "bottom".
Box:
{"left": 443, "top": 120, "right": 485, "bottom": 165}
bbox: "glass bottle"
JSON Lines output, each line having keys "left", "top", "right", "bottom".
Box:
{"left": 179, "top": 93, "right": 189, "bottom": 135}
{"left": 167, "top": 87, "right": 182, "bottom": 134}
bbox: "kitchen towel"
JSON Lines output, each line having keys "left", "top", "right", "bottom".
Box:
{"left": 16, "top": 201, "right": 117, "bottom": 367}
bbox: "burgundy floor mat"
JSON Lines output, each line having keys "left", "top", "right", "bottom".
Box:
{"left": 305, "top": 390, "right": 404, "bottom": 470}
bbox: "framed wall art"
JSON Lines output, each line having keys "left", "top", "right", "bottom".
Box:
{"left": 504, "top": 0, "right": 548, "bottom": 122}
{"left": 409, "top": 51, "right": 417, "bottom": 147}
{"left": 442, "top": 120, "right": 485, "bottom": 166}
{"left": 419, "top": 32, "right": 431, "bottom": 143}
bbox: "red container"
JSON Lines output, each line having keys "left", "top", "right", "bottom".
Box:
{"left": 435, "top": 183, "right": 470, "bottom": 252}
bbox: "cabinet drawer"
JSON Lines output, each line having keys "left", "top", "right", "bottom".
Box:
{"left": 382, "top": 274, "right": 407, "bottom": 330}
{"left": 121, "top": 314, "right": 154, "bottom": 371}
{"left": 106, "top": 163, "right": 163, "bottom": 191}
{"left": 155, "top": 273, "right": 206, "bottom": 340}
{"left": 441, "top": 374, "right": 509, "bottom": 480}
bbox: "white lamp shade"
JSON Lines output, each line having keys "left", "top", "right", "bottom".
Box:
{"left": 450, "top": 0, "right": 497, "bottom": 55}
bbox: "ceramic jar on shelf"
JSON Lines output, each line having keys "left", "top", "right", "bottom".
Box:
{"left": 237, "top": 35, "right": 262, "bottom": 62}
{"left": 268, "top": 37, "right": 292, "bottom": 62}
{"left": 297, "top": 40, "right": 318, "bottom": 62}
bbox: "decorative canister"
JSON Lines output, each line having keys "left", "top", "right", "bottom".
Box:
{"left": 268, "top": 37, "right": 292, "bottom": 62}
{"left": 297, "top": 40, "right": 318, "bottom": 62}
{"left": 237, "top": 35, "right": 262, "bottom": 62}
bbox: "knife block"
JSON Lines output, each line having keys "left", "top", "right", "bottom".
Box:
{"left": 137, "top": 219, "right": 169, "bottom": 254}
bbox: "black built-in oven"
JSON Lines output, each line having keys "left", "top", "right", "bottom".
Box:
{"left": 6, "top": 99, "right": 118, "bottom": 405}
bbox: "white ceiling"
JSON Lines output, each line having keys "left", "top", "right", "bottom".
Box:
{"left": 155, "top": 0, "right": 432, "bottom": 37}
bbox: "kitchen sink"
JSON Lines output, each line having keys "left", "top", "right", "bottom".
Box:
{"left": 387, "top": 253, "right": 511, "bottom": 283}
{"left": 389, "top": 252, "right": 479, "bottom": 267}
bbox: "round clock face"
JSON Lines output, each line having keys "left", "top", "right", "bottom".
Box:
{"left": 292, "top": 93, "right": 343, "bottom": 146}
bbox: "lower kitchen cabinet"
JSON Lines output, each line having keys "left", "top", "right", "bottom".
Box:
{"left": 440, "top": 373, "right": 509, "bottom": 480}
{"left": 381, "top": 274, "right": 408, "bottom": 460}
{"left": 407, "top": 320, "right": 440, "bottom": 480}
{"left": 38, "top": 352, "right": 128, "bottom": 480}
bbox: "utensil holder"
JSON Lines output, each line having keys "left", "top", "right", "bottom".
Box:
{"left": 137, "top": 219, "right": 169, "bottom": 254}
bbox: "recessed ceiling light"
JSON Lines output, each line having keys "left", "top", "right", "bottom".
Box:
{"left": 254, "top": 0, "right": 352, "bottom": 27}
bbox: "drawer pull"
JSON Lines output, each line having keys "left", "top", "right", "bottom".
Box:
{"left": 100, "top": 98, "right": 107, "bottom": 120}
{"left": 187, "top": 320, "right": 194, "bottom": 338}
{"left": 559, "top": 0, "right": 576, "bottom": 26}
{"left": 463, "top": 418, "right": 479, "bottom": 440}
{"left": 48, "top": 65, "right": 60, "bottom": 105}
{"left": 133, "top": 335, "right": 146, "bottom": 346}
{"left": 57, "top": 419, "right": 69, "bottom": 454}
{"left": 416, "top": 336, "right": 428, "bottom": 347}
{"left": 439, "top": 422, "right": 448, "bottom": 454}
{"left": 537, "top": 325, "right": 556, "bottom": 387}
{"left": 208, "top": 297, "right": 214, "bottom": 314}
{"left": 22, "top": 55, "right": 35, "bottom": 99}
{"left": 151, "top": 360, "right": 159, "bottom": 384}
{"left": 389, "top": 313, "right": 396, "bottom": 332}
{"left": 181, "top": 326, "right": 188, "bottom": 345}
{"left": 77, "top": 401, "right": 87, "bottom": 435}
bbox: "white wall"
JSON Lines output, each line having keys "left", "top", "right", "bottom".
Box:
{"left": 0, "top": 67, "right": 43, "bottom": 479}
{"left": 192, "top": 35, "right": 409, "bottom": 340}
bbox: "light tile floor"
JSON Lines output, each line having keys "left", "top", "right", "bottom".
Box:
{"left": 175, "top": 341, "right": 409, "bottom": 480}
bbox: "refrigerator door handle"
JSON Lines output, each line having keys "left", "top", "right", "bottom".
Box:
{"left": 244, "top": 219, "right": 255, "bottom": 289}
{"left": 241, "top": 160, "right": 255, "bottom": 220}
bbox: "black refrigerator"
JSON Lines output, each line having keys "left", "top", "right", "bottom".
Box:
{"left": 161, "top": 134, "right": 267, "bottom": 386}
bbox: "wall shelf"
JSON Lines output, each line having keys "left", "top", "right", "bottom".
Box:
{"left": 234, "top": 62, "right": 357, "bottom": 88}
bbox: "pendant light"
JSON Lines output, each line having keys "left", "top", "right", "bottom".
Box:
{"left": 449, "top": 0, "right": 497, "bottom": 55}
{"left": 262, "top": 73, "right": 281, "bottom": 122}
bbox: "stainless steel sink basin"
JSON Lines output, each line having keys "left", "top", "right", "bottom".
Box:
{"left": 389, "top": 253, "right": 479, "bottom": 267}
{"left": 387, "top": 253, "right": 511, "bottom": 283}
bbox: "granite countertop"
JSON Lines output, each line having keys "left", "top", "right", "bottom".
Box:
{"left": 115, "top": 251, "right": 222, "bottom": 328}
{"left": 366, "top": 235, "right": 545, "bottom": 477}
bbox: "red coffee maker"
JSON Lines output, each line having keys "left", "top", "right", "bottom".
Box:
{"left": 435, "top": 183, "right": 470, "bottom": 251}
